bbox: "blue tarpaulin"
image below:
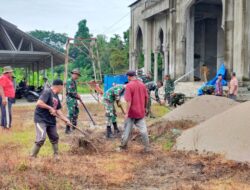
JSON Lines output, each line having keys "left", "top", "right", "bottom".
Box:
{"left": 198, "top": 64, "right": 227, "bottom": 95}
{"left": 104, "top": 75, "right": 128, "bottom": 92}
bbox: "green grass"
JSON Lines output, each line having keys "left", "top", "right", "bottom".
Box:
{"left": 150, "top": 133, "right": 175, "bottom": 151}
{"left": 162, "top": 138, "right": 175, "bottom": 151}
{"left": 77, "top": 85, "right": 91, "bottom": 94}
{"left": 0, "top": 128, "right": 69, "bottom": 156}
{"left": 77, "top": 84, "right": 104, "bottom": 94}
{"left": 151, "top": 104, "right": 169, "bottom": 117}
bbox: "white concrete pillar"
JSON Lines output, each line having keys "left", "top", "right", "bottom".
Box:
{"left": 217, "top": 8, "right": 225, "bottom": 70}
{"left": 131, "top": 50, "right": 138, "bottom": 70}
{"left": 175, "top": 25, "right": 186, "bottom": 79}
{"left": 185, "top": 6, "right": 194, "bottom": 81}
{"left": 129, "top": 11, "right": 134, "bottom": 71}
{"left": 154, "top": 51, "right": 158, "bottom": 82}
{"left": 143, "top": 21, "right": 152, "bottom": 73}
{"left": 163, "top": 45, "right": 169, "bottom": 75}
{"left": 244, "top": 0, "right": 250, "bottom": 78}
{"left": 248, "top": 1, "right": 250, "bottom": 78}
{"left": 224, "top": 0, "right": 234, "bottom": 78}
{"left": 169, "top": 1, "right": 176, "bottom": 78}
{"left": 175, "top": 0, "right": 196, "bottom": 79}
{"left": 233, "top": 0, "right": 245, "bottom": 80}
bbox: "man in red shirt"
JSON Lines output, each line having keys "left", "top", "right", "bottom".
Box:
{"left": 228, "top": 72, "right": 238, "bottom": 101}
{"left": 0, "top": 66, "right": 15, "bottom": 129}
{"left": 118, "top": 70, "right": 150, "bottom": 152}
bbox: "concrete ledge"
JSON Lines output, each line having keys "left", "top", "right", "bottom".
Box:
{"left": 174, "top": 82, "right": 204, "bottom": 98}
{"left": 142, "top": 0, "right": 169, "bottom": 19}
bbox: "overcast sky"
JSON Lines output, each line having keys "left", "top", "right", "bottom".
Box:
{"left": 0, "top": 0, "right": 135, "bottom": 38}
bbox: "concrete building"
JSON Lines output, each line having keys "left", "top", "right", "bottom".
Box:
{"left": 129, "top": 0, "right": 250, "bottom": 82}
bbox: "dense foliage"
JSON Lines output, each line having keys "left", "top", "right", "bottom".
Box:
{"left": 28, "top": 19, "right": 130, "bottom": 84}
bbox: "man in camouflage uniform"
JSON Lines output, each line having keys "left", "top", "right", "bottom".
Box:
{"left": 65, "top": 69, "right": 81, "bottom": 134}
{"left": 164, "top": 74, "right": 175, "bottom": 106}
{"left": 103, "top": 84, "right": 125, "bottom": 138}
{"left": 137, "top": 70, "right": 152, "bottom": 84}
{"left": 145, "top": 81, "right": 163, "bottom": 117}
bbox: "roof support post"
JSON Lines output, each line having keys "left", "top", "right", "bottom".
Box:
{"left": 18, "top": 38, "right": 23, "bottom": 51}
{"left": 51, "top": 54, "right": 54, "bottom": 80}
{"left": 0, "top": 25, "right": 17, "bottom": 51}
{"left": 37, "top": 62, "right": 40, "bottom": 87}
{"left": 28, "top": 66, "right": 30, "bottom": 85}
{"left": 32, "top": 63, "right": 35, "bottom": 86}
{"left": 62, "top": 38, "right": 70, "bottom": 106}
{"left": 30, "top": 42, "right": 34, "bottom": 51}
{"left": 25, "top": 67, "right": 28, "bottom": 80}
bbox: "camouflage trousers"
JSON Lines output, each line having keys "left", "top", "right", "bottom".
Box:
{"left": 103, "top": 100, "right": 117, "bottom": 126}
{"left": 164, "top": 93, "right": 172, "bottom": 106}
{"left": 67, "top": 99, "right": 79, "bottom": 126}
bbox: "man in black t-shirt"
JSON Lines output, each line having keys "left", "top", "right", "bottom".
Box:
{"left": 30, "top": 79, "right": 70, "bottom": 158}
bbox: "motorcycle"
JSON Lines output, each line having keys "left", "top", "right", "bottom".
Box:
{"left": 171, "top": 93, "right": 186, "bottom": 107}
{"left": 15, "top": 86, "right": 40, "bottom": 102}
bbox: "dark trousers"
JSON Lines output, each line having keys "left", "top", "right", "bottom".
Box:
{"left": 34, "top": 122, "right": 59, "bottom": 147}
{"left": 228, "top": 94, "right": 237, "bottom": 101}
{"left": 164, "top": 93, "right": 172, "bottom": 106}
{"left": 0, "top": 97, "right": 14, "bottom": 128}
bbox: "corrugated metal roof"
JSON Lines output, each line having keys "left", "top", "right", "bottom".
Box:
{"left": 0, "top": 17, "right": 66, "bottom": 70}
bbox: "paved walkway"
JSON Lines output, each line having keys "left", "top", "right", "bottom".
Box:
{"left": 14, "top": 94, "right": 99, "bottom": 107}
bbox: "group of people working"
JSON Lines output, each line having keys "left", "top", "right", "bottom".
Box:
{"left": 28, "top": 67, "right": 240, "bottom": 157}
{"left": 30, "top": 69, "right": 154, "bottom": 157}
{"left": 0, "top": 64, "right": 240, "bottom": 158}
{"left": 0, "top": 65, "right": 173, "bottom": 157}
{"left": 215, "top": 72, "right": 239, "bottom": 100}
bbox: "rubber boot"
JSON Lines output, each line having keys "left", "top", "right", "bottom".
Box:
{"left": 141, "top": 133, "right": 151, "bottom": 153}
{"left": 65, "top": 125, "right": 71, "bottom": 134}
{"left": 72, "top": 125, "right": 76, "bottom": 131}
{"left": 113, "top": 122, "right": 120, "bottom": 136}
{"left": 52, "top": 144, "right": 59, "bottom": 160}
{"left": 106, "top": 126, "right": 113, "bottom": 138}
{"left": 148, "top": 110, "right": 155, "bottom": 118}
{"left": 72, "top": 121, "right": 76, "bottom": 131}
{"left": 30, "top": 144, "right": 41, "bottom": 158}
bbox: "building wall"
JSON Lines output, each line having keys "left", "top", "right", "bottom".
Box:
{"left": 153, "top": 14, "right": 167, "bottom": 51}
{"left": 129, "top": 0, "right": 170, "bottom": 79}
{"left": 245, "top": 0, "right": 250, "bottom": 78}
{"left": 129, "top": 0, "right": 250, "bottom": 81}
{"left": 152, "top": 13, "right": 168, "bottom": 80}
{"left": 129, "top": 1, "right": 146, "bottom": 70}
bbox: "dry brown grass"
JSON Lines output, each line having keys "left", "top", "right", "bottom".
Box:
{"left": 1, "top": 103, "right": 250, "bottom": 189}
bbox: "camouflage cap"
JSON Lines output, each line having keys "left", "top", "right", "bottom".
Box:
{"left": 71, "top": 68, "right": 81, "bottom": 76}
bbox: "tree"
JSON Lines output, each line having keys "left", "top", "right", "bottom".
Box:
{"left": 29, "top": 21, "right": 131, "bottom": 83}
{"left": 96, "top": 35, "right": 113, "bottom": 75}
{"left": 69, "top": 19, "right": 94, "bottom": 80}
{"left": 29, "top": 30, "right": 67, "bottom": 52}
{"left": 108, "top": 30, "right": 130, "bottom": 74}
{"left": 110, "top": 49, "right": 127, "bottom": 74}
{"left": 29, "top": 30, "right": 67, "bottom": 78}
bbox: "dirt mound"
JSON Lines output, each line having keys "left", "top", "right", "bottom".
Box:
{"left": 69, "top": 129, "right": 107, "bottom": 155}
{"left": 164, "top": 95, "right": 238, "bottom": 123}
{"left": 176, "top": 101, "right": 250, "bottom": 162}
